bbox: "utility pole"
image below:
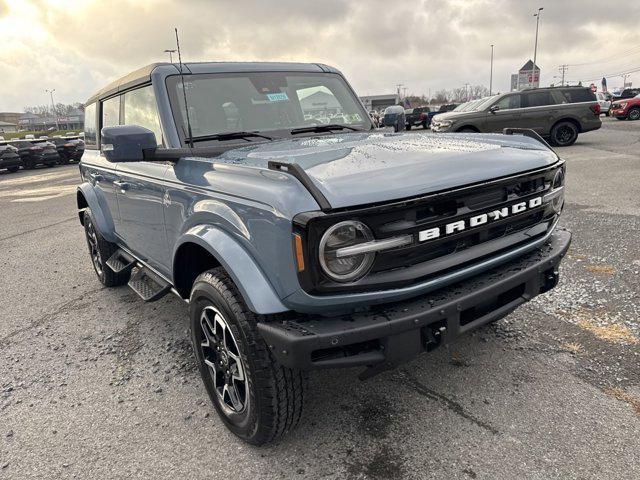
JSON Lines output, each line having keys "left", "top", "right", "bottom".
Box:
{"left": 164, "top": 49, "right": 176, "bottom": 62}
{"left": 396, "top": 84, "right": 404, "bottom": 103}
{"left": 489, "top": 44, "right": 494, "bottom": 95}
{"left": 558, "top": 64, "right": 568, "bottom": 86}
{"left": 622, "top": 73, "right": 630, "bottom": 88}
{"left": 45, "top": 89, "right": 59, "bottom": 130}
{"left": 532, "top": 7, "right": 543, "bottom": 88}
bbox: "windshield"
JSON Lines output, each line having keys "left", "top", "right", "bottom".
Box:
{"left": 167, "top": 72, "right": 371, "bottom": 143}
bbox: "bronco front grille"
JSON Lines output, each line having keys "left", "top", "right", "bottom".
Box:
{"left": 295, "top": 164, "right": 562, "bottom": 295}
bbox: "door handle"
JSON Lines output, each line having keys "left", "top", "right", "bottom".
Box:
{"left": 113, "top": 180, "right": 130, "bottom": 191}
{"left": 88, "top": 172, "right": 103, "bottom": 182}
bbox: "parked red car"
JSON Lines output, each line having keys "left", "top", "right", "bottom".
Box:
{"left": 610, "top": 94, "right": 640, "bottom": 121}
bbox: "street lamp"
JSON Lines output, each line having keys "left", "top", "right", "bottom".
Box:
{"left": 532, "top": 7, "right": 543, "bottom": 88}
{"left": 45, "top": 88, "right": 59, "bottom": 130}
{"left": 164, "top": 49, "right": 176, "bottom": 63}
{"left": 489, "top": 44, "right": 494, "bottom": 95}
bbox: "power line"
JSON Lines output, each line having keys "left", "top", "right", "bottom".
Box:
{"left": 567, "top": 44, "right": 640, "bottom": 67}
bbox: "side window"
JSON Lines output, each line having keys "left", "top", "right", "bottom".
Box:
{"left": 494, "top": 94, "right": 521, "bottom": 110}
{"left": 84, "top": 102, "right": 97, "bottom": 148}
{"left": 558, "top": 88, "right": 595, "bottom": 103}
{"left": 122, "top": 86, "right": 163, "bottom": 146}
{"left": 102, "top": 96, "right": 120, "bottom": 128}
{"left": 524, "top": 91, "right": 555, "bottom": 108}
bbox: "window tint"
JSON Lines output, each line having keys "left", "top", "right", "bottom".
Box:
{"left": 558, "top": 88, "right": 595, "bottom": 103}
{"left": 84, "top": 102, "right": 97, "bottom": 147}
{"left": 494, "top": 94, "right": 521, "bottom": 110}
{"left": 123, "top": 86, "right": 162, "bottom": 146}
{"left": 102, "top": 96, "right": 120, "bottom": 128}
{"left": 524, "top": 91, "right": 555, "bottom": 107}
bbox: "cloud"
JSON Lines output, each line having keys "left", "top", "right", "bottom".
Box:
{"left": 1, "top": 0, "right": 639, "bottom": 111}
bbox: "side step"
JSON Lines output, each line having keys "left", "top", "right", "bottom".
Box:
{"left": 106, "top": 249, "right": 136, "bottom": 275}
{"left": 127, "top": 267, "right": 171, "bottom": 302}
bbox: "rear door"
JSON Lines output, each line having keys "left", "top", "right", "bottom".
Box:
{"left": 520, "top": 90, "right": 558, "bottom": 134}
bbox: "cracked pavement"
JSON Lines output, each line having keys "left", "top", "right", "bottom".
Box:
{"left": 1, "top": 117, "right": 638, "bottom": 479}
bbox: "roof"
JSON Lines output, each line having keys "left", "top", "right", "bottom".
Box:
{"left": 519, "top": 60, "right": 540, "bottom": 72}
{"left": 85, "top": 61, "right": 338, "bottom": 105}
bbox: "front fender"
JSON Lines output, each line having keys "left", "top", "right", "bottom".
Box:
{"left": 174, "top": 225, "right": 288, "bottom": 315}
{"left": 77, "top": 182, "right": 117, "bottom": 243}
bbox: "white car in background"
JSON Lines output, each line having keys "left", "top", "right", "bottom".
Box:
{"left": 596, "top": 92, "right": 612, "bottom": 116}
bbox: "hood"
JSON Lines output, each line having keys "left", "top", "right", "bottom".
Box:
{"left": 431, "top": 110, "right": 480, "bottom": 121}
{"left": 212, "top": 131, "right": 559, "bottom": 209}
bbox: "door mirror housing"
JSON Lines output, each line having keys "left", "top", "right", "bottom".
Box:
{"left": 101, "top": 125, "right": 157, "bottom": 162}
{"left": 489, "top": 105, "right": 500, "bottom": 113}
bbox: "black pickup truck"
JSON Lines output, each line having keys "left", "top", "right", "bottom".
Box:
{"left": 405, "top": 106, "right": 431, "bottom": 129}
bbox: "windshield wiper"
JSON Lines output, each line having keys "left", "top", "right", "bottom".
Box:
{"left": 187, "top": 131, "right": 274, "bottom": 143}
{"left": 290, "top": 124, "right": 363, "bottom": 135}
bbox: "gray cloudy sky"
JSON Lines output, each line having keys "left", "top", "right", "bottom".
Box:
{"left": 1, "top": 0, "right": 639, "bottom": 111}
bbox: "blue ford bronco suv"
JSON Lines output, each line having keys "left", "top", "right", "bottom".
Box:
{"left": 77, "top": 62, "right": 570, "bottom": 444}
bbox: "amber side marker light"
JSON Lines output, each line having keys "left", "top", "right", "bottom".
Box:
{"left": 293, "top": 234, "right": 305, "bottom": 272}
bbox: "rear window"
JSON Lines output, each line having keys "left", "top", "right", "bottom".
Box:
{"left": 84, "top": 102, "right": 97, "bottom": 148}
{"left": 558, "top": 88, "right": 596, "bottom": 103}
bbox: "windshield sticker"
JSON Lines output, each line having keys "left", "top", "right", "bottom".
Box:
{"left": 266, "top": 92, "right": 289, "bottom": 102}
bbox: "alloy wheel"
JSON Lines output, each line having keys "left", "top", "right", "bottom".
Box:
{"left": 199, "top": 306, "right": 247, "bottom": 414}
{"left": 629, "top": 109, "right": 640, "bottom": 121}
{"left": 555, "top": 125, "right": 575, "bottom": 146}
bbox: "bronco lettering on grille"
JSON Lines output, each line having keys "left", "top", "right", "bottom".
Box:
{"left": 418, "top": 196, "right": 543, "bottom": 242}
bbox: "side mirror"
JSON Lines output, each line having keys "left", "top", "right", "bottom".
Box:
{"left": 489, "top": 105, "right": 500, "bottom": 113}
{"left": 101, "top": 125, "right": 156, "bottom": 162}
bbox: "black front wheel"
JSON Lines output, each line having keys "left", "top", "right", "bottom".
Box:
{"left": 190, "top": 268, "right": 306, "bottom": 445}
{"left": 550, "top": 121, "right": 578, "bottom": 147}
{"left": 83, "top": 209, "right": 130, "bottom": 287}
{"left": 7, "top": 166, "right": 19, "bottom": 173}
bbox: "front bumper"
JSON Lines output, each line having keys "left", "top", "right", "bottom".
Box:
{"left": 611, "top": 109, "right": 627, "bottom": 118}
{"left": 258, "top": 228, "right": 571, "bottom": 372}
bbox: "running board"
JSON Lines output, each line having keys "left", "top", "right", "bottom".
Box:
{"left": 105, "top": 249, "right": 136, "bottom": 275}
{"left": 127, "top": 267, "right": 171, "bottom": 302}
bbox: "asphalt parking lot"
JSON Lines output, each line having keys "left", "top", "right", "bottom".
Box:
{"left": 1, "top": 117, "right": 638, "bottom": 479}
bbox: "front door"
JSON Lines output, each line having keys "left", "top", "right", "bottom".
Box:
{"left": 483, "top": 94, "right": 525, "bottom": 132}
{"left": 114, "top": 162, "right": 170, "bottom": 273}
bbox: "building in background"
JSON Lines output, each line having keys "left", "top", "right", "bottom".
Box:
{"left": 17, "top": 108, "right": 84, "bottom": 131}
{"left": 510, "top": 60, "right": 541, "bottom": 91}
{"left": 0, "top": 112, "right": 22, "bottom": 125}
{"left": 0, "top": 121, "right": 18, "bottom": 133}
{"left": 359, "top": 94, "right": 400, "bottom": 112}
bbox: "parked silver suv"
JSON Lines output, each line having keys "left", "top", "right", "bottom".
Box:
{"left": 431, "top": 86, "right": 602, "bottom": 146}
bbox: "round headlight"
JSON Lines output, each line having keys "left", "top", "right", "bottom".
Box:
{"left": 319, "top": 221, "right": 374, "bottom": 282}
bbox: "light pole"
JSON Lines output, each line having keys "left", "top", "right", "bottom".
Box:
{"left": 164, "top": 49, "right": 176, "bottom": 63}
{"left": 45, "top": 89, "right": 59, "bottom": 130}
{"left": 532, "top": 7, "right": 543, "bottom": 88}
{"left": 489, "top": 44, "right": 494, "bottom": 95}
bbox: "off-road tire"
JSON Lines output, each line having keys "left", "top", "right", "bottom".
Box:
{"left": 628, "top": 107, "right": 640, "bottom": 121}
{"left": 549, "top": 121, "right": 578, "bottom": 147}
{"left": 190, "top": 267, "right": 306, "bottom": 445}
{"left": 83, "top": 209, "right": 130, "bottom": 287}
